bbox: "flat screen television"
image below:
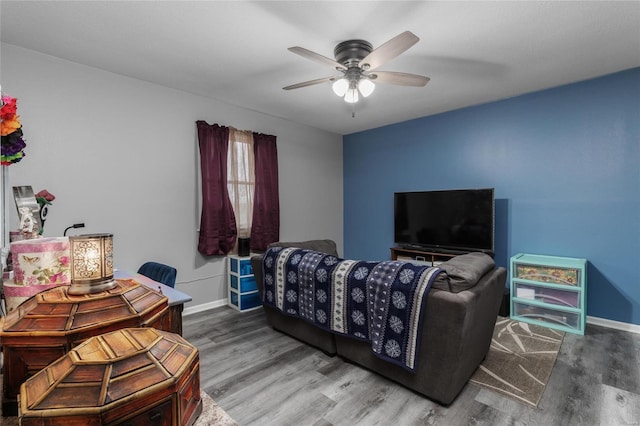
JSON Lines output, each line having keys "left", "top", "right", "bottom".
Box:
{"left": 394, "top": 188, "right": 495, "bottom": 255}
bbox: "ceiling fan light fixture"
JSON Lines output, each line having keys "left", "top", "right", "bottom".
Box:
{"left": 285, "top": 31, "right": 429, "bottom": 110}
{"left": 332, "top": 78, "right": 349, "bottom": 97}
{"left": 344, "top": 87, "right": 359, "bottom": 104}
{"left": 358, "top": 78, "right": 375, "bottom": 98}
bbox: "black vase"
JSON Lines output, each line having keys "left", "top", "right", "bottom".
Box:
{"left": 238, "top": 238, "right": 250, "bottom": 257}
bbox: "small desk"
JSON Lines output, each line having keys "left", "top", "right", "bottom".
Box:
{"left": 114, "top": 270, "right": 192, "bottom": 335}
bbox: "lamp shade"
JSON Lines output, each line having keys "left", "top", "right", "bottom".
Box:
{"left": 344, "top": 87, "right": 359, "bottom": 103}
{"left": 358, "top": 79, "right": 375, "bottom": 97}
{"left": 332, "top": 78, "right": 349, "bottom": 97}
{"left": 68, "top": 233, "right": 116, "bottom": 294}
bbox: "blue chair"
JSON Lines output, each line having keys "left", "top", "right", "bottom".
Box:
{"left": 137, "top": 262, "right": 177, "bottom": 288}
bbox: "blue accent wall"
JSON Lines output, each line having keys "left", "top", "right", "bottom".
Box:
{"left": 343, "top": 67, "right": 640, "bottom": 326}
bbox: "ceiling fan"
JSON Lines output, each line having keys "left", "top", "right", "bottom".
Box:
{"left": 283, "top": 31, "right": 430, "bottom": 104}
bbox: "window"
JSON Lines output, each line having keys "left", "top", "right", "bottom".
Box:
{"left": 196, "top": 121, "right": 278, "bottom": 255}
{"left": 227, "top": 129, "right": 255, "bottom": 239}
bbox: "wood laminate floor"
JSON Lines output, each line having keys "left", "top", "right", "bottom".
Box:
{"left": 183, "top": 307, "right": 640, "bottom": 426}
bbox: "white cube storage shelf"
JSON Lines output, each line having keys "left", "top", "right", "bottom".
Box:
{"left": 510, "top": 253, "right": 587, "bottom": 335}
{"left": 228, "top": 255, "right": 261, "bottom": 312}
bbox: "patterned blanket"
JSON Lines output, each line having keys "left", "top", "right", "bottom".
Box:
{"left": 261, "top": 247, "right": 442, "bottom": 371}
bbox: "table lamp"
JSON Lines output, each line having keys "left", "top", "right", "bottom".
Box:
{"left": 68, "top": 233, "right": 116, "bottom": 295}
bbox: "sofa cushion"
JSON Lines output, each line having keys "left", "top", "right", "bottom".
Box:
{"left": 432, "top": 252, "right": 495, "bottom": 293}
{"left": 267, "top": 239, "right": 339, "bottom": 257}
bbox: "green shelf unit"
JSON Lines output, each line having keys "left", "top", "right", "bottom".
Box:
{"left": 510, "top": 253, "right": 587, "bottom": 335}
{"left": 228, "top": 255, "right": 261, "bottom": 312}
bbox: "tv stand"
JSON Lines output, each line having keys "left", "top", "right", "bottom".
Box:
{"left": 390, "top": 246, "right": 465, "bottom": 266}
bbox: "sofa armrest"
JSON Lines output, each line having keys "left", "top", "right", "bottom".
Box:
{"left": 419, "top": 266, "right": 506, "bottom": 401}
{"left": 334, "top": 266, "right": 506, "bottom": 404}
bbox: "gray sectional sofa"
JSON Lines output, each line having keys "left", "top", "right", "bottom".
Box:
{"left": 251, "top": 240, "right": 506, "bottom": 405}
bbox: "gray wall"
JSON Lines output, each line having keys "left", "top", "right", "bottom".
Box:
{"left": 1, "top": 44, "right": 343, "bottom": 311}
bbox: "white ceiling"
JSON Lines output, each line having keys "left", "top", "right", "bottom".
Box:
{"left": 1, "top": 1, "right": 639, "bottom": 135}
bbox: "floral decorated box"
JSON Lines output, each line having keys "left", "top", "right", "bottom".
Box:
{"left": 10, "top": 237, "right": 71, "bottom": 286}
{"left": 514, "top": 263, "right": 580, "bottom": 286}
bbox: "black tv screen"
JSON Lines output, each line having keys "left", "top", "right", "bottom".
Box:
{"left": 394, "top": 188, "right": 495, "bottom": 255}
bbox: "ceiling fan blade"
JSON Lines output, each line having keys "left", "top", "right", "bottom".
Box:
{"left": 360, "top": 31, "right": 420, "bottom": 71}
{"left": 288, "top": 47, "right": 347, "bottom": 71}
{"left": 370, "top": 71, "right": 430, "bottom": 87}
{"left": 283, "top": 76, "right": 336, "bottom": 90}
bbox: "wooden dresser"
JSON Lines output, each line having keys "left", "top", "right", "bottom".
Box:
{"left": 19, "top": 327, "right": 202, "bottom": 425}
{"left": 0, "top": 279, "right": 169, "bottom": 416}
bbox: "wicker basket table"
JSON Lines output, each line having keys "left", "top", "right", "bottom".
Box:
{"left": 19, "top": 327, "right": 202, "bottom": 425}
{"left": 0, "top": 279, "right": 170, "bottom": 416}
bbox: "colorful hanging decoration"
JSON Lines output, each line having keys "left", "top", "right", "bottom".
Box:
{"left": 1, "top": 95, "right": 27, "bottom": 165}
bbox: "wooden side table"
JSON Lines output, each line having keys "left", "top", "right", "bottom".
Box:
{"left": 19, "top": 327, "right": 202, "bottom": 425}
{"left": 0, "top": 279, "right": 169, "bottom": 416}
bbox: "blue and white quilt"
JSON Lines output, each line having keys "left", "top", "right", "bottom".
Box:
{"left": 261, "top": 247, "right": 442, "bottom": 372}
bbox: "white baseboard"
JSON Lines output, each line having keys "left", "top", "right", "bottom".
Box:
{"left": 182, "top": 300, "right": 640, "bottom": 335}
{"left": 587, "top": 315, "right": 640, "bottom": 334}
{"left": 183, "top": 299, "right": 228, "bottom": 316}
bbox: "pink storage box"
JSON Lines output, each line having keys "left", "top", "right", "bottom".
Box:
{"left": 10, "top": 237, "right": 71, "bottom": 286}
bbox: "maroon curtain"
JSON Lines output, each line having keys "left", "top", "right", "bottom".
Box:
{"left": 196, "top": 121, "right": 237, "bottom": 255}
{"left": 251, "top": 133, "right": 279, "bottom": 251}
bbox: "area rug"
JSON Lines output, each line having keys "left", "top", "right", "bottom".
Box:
{"left": 470, "top": 317, "right": 565, "bottom": 407}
